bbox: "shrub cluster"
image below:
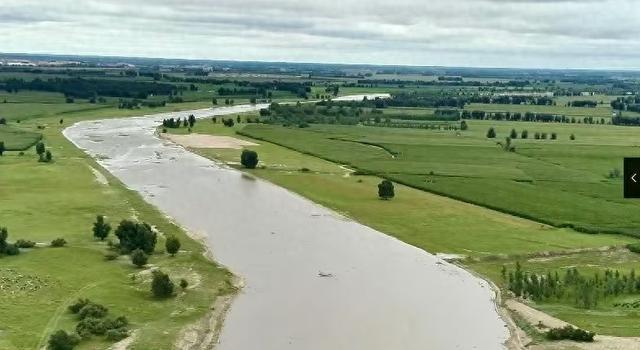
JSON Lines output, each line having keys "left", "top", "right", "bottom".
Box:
{"left": 546, "top": 325, "right": 595, "bottom": 342}
{"left": 59, "top": 298, "right": 130, "bottom": 344}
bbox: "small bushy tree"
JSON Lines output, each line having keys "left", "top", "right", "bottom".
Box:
{"left": 0, "top": 141, "right": 5, "bottom": 156}
{"left": 151, "top": 270, "right": 174, "bottom": 298}
{"left": 114, "top": 220, "right": 157, "bottom": 254}
{"left": 486, "top": 127, "right": 496, "bottom": 138}
{"left": 92, "top": 215, "right": 111, "bottom": 241}
{"left": 570, "top": 133, "right": 576, "bottom": 140}
{"left": 378, "top": 180, "right": 395, "bottom": 200}
{"left": 51, "top": 238, "right": 67, "bottom": 247}
{"left": 460, "top": 120, "right": 468, "bottom": 130}
{"left": 510, "top": 129, "right": 518, "bottom": 139}
{"left": 131, "top": 249, "right": 148, "bottom": 267}
{"left": 521, "top": 130, "right": 528, "bottom": 139}
{"left": 165, "top": 235, "right": 181, "bottom": 257}
{"left": 36, "top": 142, "right": 46, "bottom": 157}
{"left": 240, "top": 150, "right": 259, "bottom": 169}
{"left": 48, "top": 330, "right": 80, "bottom": 350}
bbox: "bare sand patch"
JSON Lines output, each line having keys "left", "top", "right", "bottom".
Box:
{"left": 163, "top": 133, "right": 258, "bottom": 149}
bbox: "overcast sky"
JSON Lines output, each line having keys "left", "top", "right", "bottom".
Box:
{"left": 1, "top": 0, "right": 639, "bottom": 69}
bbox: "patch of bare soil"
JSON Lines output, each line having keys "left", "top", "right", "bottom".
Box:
{"left": 162, "top": 133, "right": 258, "bottom": 149}
{"left": 507, "top": 299, "right": 640, "bottom": 350}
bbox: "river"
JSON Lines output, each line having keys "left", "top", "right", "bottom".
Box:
{"left": 63, "top": 95, "right": 510, "bottom": 350}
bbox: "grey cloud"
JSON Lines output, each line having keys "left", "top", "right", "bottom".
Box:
{"left": 0, "top": 0, "right": 639, "bottom": 69}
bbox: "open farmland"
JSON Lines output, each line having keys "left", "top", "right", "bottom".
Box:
{"left": 236, "top": 120, "right": 640, "bottom": 236}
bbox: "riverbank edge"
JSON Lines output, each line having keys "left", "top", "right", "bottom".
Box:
{"left": 160, "top": 138, "right": 521, "bottom": 349}
{"left": 61, "top": 120, "right": 242, "bottom": 350}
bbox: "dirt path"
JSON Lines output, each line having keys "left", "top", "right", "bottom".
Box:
{"left": 507, "top": 299, "right": 640, "bottom": 350}
{"left": 36, "top": 282, "right": 102, "bottom": 349}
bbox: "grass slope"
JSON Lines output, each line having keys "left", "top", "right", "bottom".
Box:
{"left": 0, "top": 111, "right": 234, "bottom": 349}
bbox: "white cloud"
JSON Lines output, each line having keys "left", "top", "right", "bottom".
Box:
{"left": 0, "top": 0, "right": 639, "bottom": 69}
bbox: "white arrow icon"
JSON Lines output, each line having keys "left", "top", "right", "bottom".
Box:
{"left": 633, "top": 173, "right": 638, "bottom": 183}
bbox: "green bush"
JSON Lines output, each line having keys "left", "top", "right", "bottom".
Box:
{"left": 76, "top": 317, "right": 107, "bottom": 338}
{"left": 48, "top": 330, "right": 80, "bottom": 350}
{"left": 68, "top": 299, "right": 91, "bottom": 314}
{"left": 628, "top": 243, "right": 640, "bottom": 254}
{"left": 114, "top": 220, "right": 156, "bottom": 254}
{"left": 546, "top": 325, "right": 595, "bottom": 342}
{"left": 240, "top": 150, "right": 259, "bottom": 169}
{"left": 15, "top": 239, "right": 36, "bottom": 248}
{"left": 165, "top": 235, "right": 181, "bottom": 257}
{"left": 105, "top": 328, "right": 129, "bottom": 341}
{"left": 51, "top": 238, "right": 67, "bottom": 247}
{"left": 378, "top": 180, "right": 395, "bottom": 200}
{"left": 4, "top": 243, "right": 20, "bottom": 255}
{"left": 78, "top": 303, "right": 108, "bottom": 320}
{"left": 130, "top": 248, "right": 148, "bottom": 267}
{"left": 151, "top": 270, "right": 175, "bottom": 298}
{"left": 486, "top": 127, "right": 496, "bottom": 138}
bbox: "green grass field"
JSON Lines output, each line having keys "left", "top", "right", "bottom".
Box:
{"left": 165, "top": 119, "right": 640, "bottom": 336}
{"left": 0, "top": 109, "right": 235, "bottom": 350}
{"left": 0, "top": 125, "right": 42, "bottom": 150}
{"left": 232, "top": 120, "right": 640, "bottom": 237}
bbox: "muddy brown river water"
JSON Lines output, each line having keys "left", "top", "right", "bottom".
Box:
{"left": 63, "top": 95, "right": 510, "bottom": 350}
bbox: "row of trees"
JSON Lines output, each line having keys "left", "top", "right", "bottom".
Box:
{"left": 162, "top": 115, "right": 196, "bottom": 129}
{"left": 464, "top": 110, "right": 606, "bottom": 125}
{"left": 1, "top": 77, "right": 176, "bottom": 99}
{"left": 487, "top": 128, "right": 571, "bottom": 141}
{"left": 503, "top": 262, "right": 640, "bottom": 309}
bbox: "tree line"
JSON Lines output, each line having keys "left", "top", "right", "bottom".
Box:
{"left": 503, "top": 262, "right": 640, "bottom": 309}
{"left": 1, "top": 77, "right": 177, "bottom": 99}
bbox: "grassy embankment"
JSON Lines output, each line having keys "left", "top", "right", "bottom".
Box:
{"left": 165, "top": 117, "right": 640, "bottom": 337}
{"left": 0, "top": 92, "right": 238, "bottom": 350}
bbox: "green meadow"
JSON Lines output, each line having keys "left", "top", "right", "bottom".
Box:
{"left": 233, "top": 120, "right": 640, "bottom": 236}
{"left": 0, "top": 101, "right": 235, "bottom": 350}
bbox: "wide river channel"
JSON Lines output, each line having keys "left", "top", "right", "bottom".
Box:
{"left": 63, "top": 95, "right": 510, "bottom": 350}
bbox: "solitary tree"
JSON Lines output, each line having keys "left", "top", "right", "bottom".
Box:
{"left": 486, "top": 127, "right": 496, "bottom": 138}
{"left": 460, "top": 120, "right": 468, "bottom": 131}
{"left": 36, "top": 142, "right": 46, "bottom": 158}
{"left": 0, "top": 141, "right": 5, "bottom": 156}
{"left": 45, "top": 150, "right": 53, "bottom": 162}
{"left": 92, "top": 215, "right": 111, "bottom": 241}
{"left": 188, "top": 114, "right": 196, "bottom": 128}
{"left": 570, "top": 134, "right": 576, "bottom": 140}
{"left": 151, "top": 270, "right": 174, "bottom": 298}
{"left": 521, "top": 130, "right": 529, "bottom": 139}
{"left": 378, "top": 180, "right": 395, "bottom": 200}
{"left": 131, "top": 249, "right": 148, "bottom": 267}
{"left": 240, "top": 150, "right": 259, "bottom": 169}
{"left": 212, "top": 97, "right": 218, "bottom": 105}
{"left": 165, "top": 235, "right": 181, "bottom": 257}
{"left": 510, "top": 129, "right": 518, "bottom": 139}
